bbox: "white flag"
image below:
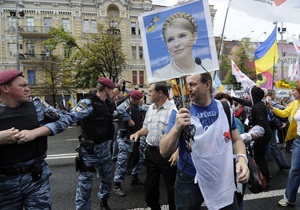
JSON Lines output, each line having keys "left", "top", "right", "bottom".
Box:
{"left": 290, "top": 60, "right": 299, "bottom": 82}
{"left": 291, "top": 36, "right": 300, "bottom": 55}
{"left": 231, "top": 60, "right": 256, "bottom": 89}
{"left": 288, "top": 63, "right": 293, "bottom": 78}
{"left": 61, "top": 92, "right": 66, "bottom": 107}
{"left": 230, "top": 89, "right": 237, "bottom": 98}
{"left": 230, "top": 0, "right": 300, "bottom": 24}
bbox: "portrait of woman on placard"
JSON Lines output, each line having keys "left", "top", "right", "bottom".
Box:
{"left": 138, "top": 0, "right": 219, "bottom": 83}
{"left": 153, "top": 12, "right": 210, "bottom": 79}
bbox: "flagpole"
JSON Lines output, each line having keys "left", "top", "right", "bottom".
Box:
{"left": 218, "top": 0, "right": 231, "bottom": 60}
{"left": 179, "top": 77, "right": 185, "bottom": 108}
{"left": 272, "top": 56, "right": 275, "bottom": 89}
{"left": 280, "top": 22, "right": 285, "bottom": 79}
{"left": 271, "top": 29, "right": 277, "bottom": 90}
{"left": 214, "top": 0, "right": 231, "bottom": 81}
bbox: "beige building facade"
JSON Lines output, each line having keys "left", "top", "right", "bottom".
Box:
{"left": 0, "top": 0, "right": 216, "bottom": 98}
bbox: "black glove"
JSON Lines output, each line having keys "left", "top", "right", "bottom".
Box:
{"left": 75, "top": 156, "right": 83, "bottom": 172}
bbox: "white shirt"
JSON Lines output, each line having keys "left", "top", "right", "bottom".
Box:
{"left": 143, "top": 100, "right": 176, "bottom": 147}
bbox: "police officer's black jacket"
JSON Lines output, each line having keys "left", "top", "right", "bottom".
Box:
{"left": 81, "top": 93, "right": 114, "bottom": 143}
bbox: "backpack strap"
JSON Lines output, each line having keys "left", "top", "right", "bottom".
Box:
{"left": 221, "top": 100, "right": 232, "bottom": 130}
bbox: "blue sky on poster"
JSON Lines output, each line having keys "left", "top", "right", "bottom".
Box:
{"left": 140, "top": 1, "right": 214, "bottom": 71}
{"left": 152, "top": 0, "right": 300, "bottom": 42}
{"left": 139, "top": 0, "right": 219, "bottom": 83}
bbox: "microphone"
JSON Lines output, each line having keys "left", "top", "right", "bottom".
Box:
{"left": 122, "top": 80, "right": 132, "bottom": 85}
{"left": 195, "top": 57, "right": 208, "bottom": 73}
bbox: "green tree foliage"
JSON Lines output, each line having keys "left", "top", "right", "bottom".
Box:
{"left": 30, "top": 55, "right": 72, "bottom": 106}
{"left": 28, "top": 26, "right": 79, "bottom": 106}
{"left": 72, "top": 24, "right": 126, "bottom": 88}
{"left": 37, "top": 24, "right": 126, "bottom": 104}
{"left": 43, "top": 26, "right": 80, "bottom": 54}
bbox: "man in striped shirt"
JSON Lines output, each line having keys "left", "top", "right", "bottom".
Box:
{"left": 130, "top": 82, "right": 177, "bottom": 210}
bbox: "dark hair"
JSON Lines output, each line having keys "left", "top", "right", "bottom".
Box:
{"left": 214, "top": 92, "right": 233, "bottom": 106}
{"left": 200, "top": 72, "right": 214, "bottom": 95}
{"left": 96, "top": 82, "right": 105, "bottom": 92}
{"left": 152, "top": 82, "right": 169, "bottom": 97}
{"left": 267, "top": 89, "right": 275, "bottom": 96}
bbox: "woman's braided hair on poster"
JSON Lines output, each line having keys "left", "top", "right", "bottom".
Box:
{"left": 162, "top": 12, "right": 198, "bottom": 41}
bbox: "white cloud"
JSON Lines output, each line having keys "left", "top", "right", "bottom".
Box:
{"left": 151, "top": 0, "right": 177, "bottom": 6}
{"left": 209, "top": 0, "right": 300, "bottom": 42}
{"left": 151, "top": 0, "right": 300, "bottom": 41}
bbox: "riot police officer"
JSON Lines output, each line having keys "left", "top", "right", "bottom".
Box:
{"left": 113, "top": 90, "right": 147, "bottom": 197}
{"left": 0, "top": 69, "right": 72, "bottom": 210}
{"left": 69, "top": 77, "right": 116, "bottom": 210}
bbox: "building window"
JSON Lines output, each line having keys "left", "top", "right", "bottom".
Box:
{"left": 139, "top": 71, "right": 144, "bottom": 85}
{"left": 107, "top": 4, "right": 120, "bottom": 28}
{"left": 91, "top": 20, "right": 97, "bottom": 33}
{"left": 62, "top": 18, "right": 70, "bottom": 32}
{"left": 8, "top": 43, "right": 16, "bottom": 57}
{"left": 132, "top": 71, "right": 137, "bottom": 84}
{"left": 139, "top": 46, "right": 143, "bottom": 60}
{"left": 27, "top": 70, "right": 36, "bottom": 84}
{"left": 26, "top": 17, "right": 34, "bottom": 32}
{"left": 131, "top": 22, "right": 136, "bottom": 35}
{"left": 44, "top": 18, "right": 52, "bottom": 33}
{"left": 83, "top": 19, "right": 89, "bottom": 33}
{"left": 26, "top": 43, "right": 35, "bottom": 57}
{"left": 7, "top": 16, "right": 16, "bottom": 34}
{"left": 131, "top": 46, "right": 136, "bottom": 60}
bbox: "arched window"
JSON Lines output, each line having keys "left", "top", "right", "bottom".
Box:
{"left": 107, "top": 5, "right": 120, "bottom": 28}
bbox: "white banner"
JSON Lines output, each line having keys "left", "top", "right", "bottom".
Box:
{"left": 289, "top": 60, "right": 299, "bottom": 82}
{"left": 230, "top": 0, "right": 300, "bottom": 24}
{"left": 231, "top": 60, "right": 256, "bottom": 89}
{"left": 291, "top": 36, "right": 300, "bottom": 55}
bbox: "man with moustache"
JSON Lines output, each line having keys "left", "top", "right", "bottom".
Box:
{"left": 130, "top": 82, "right": 177, "bottom": 210}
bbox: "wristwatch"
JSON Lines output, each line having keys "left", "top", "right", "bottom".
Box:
{"left": 236, "top": 154, "right": 248, "bottom": 164}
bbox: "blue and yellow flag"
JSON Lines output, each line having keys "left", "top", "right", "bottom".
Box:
{"left": 255, "top": 25, "right": 278, "bottom": 74}
{"left": 68, "top": 93, "right": 77, "bottom": 108}
{"left": 212, "top": 72, "right": 223, "bottom": 93}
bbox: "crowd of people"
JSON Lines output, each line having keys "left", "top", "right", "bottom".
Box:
{"left": 226, "top": 85, "right": 299, "bottom": 208}
{"left": 1, "top": 68, "right": 299, "bottom": 210}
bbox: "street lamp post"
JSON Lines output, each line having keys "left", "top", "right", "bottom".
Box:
{"left": 278, "top": 22, "right": 286, "bottom": 79}
{"left": 16, "top": 1, "right": 20, "bottom": 70}
{"left": 15, "top": 0, "right": 24, "bottom": 70}
{"left": 245, "top": 30, "right": 254, "bottom": 38}
{"left": 257, "top": 31, "right": 266, "bottom": 41}
{"left": 256, "top": 32, "right": 266, "bottom": 48}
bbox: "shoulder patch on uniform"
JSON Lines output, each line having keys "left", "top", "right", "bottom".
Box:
{"left": 33, "top": 97, "right": 50, "bottom": 108}
{"left": 76, "top": 101, "right": 88, "bottom": 112}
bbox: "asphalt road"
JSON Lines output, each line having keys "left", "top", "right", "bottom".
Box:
{"left": 47, "top": 125, "right": 300, "bottom": 210}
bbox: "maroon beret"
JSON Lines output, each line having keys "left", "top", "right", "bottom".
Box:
{"left": 98, "top": 78, "right": 116, "bottom": 89}
{"left": 130, "top": 90, "right": 143, "bottom": 99}
{"left": 0, "top": 70, "right": 23, "bottom": 85}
